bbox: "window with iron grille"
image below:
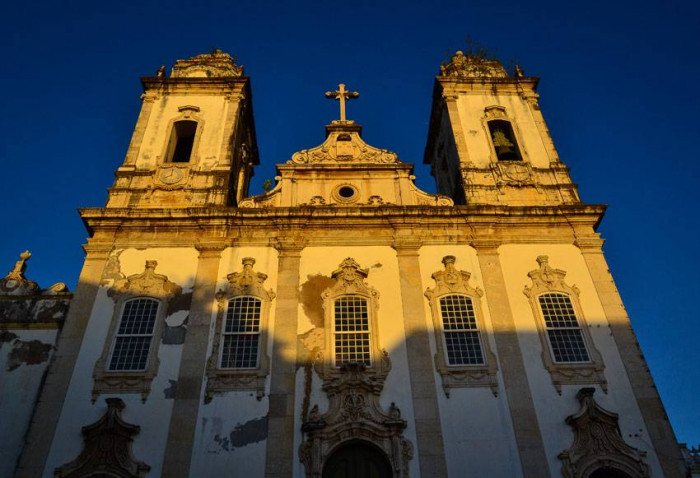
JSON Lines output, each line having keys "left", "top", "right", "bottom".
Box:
{"left": 439, "top": 294, "right": 485, "bottom": 365}
{"left": 108, "top": 298, "right": 159, "bottom": 371}
{"left": 221, "top": 296, "right": 262, "bottom": 369}
{"left": 539, "top": 292, "right": 590, "bottom": 363}
{"left": 334, "top": 295, "right": 371, "bottom": 367}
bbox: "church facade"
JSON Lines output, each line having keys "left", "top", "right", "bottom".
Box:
{"left": 1, "top": 50, "right": 691, "bottom": 477}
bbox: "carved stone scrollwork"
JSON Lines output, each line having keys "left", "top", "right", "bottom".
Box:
{"left": 425, "top": 255, "right": 498, "bottom": 396}
{"left": 290, "top": 129, "right": 399, "bottom": 165}
{"left": 171, "top": 49, "right": 244, "bottom": 78}
{"left": 439, "top": 51, "right": 508, "bottom": 79}
{"left": 93, "top": 261, "right": 181, "bottom": 402}
{"left": 524, "top": 256, "right": 606, "bottom": 393}
{"left": 55, "top": 398, "right": 150, "bottom": 478}
{"left": 559, "top": 388, "right": 649, "bottom": 478}
{"left": 300, "top": 363, "right": 413, "bottom": 477}
{"left": 205, "top": 257, "right": 275, "bottom": 401}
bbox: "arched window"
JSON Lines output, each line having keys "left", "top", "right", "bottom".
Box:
{"left": 439, "top": 294, "right": 485, "bottom": 365}
{"left": 538, "top": 292, "right": 590, "bottom": 363}
{"left": 167, "top": 120, "right": 197, "bottom": 163}
{"left": 108, "top": 297, "right": 160, "bottom": 371}
{"left": 488, "top": 119, "right": 522, "bottom": 161}
{"left": 220, "top": 296, "right": 262, "bottom": 369}
{"left": 333, "top": 295, "right": 371, "bottom": 367}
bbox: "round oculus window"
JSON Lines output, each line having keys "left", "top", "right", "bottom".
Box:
{"left": 333, "top": 184, "right": 359, "bottom": 203}
{"left": 338, "top": 186, "right": 355, "bottom": 198}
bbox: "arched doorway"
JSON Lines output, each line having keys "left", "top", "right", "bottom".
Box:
{"left": 589, "top": 467, "right": 634, "bottom": 478}
{"left": 322, "top": 441, "right": 393, "bottom": 478}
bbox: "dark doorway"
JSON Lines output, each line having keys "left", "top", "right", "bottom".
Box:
{"left": 589, "top": 467, "right": 633, "bottom": 478}
{"left": 322, "top": 441, "right": 393, "bottom": 478}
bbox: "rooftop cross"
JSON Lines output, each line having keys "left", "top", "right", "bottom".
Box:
{"left": 325, "top": 83, "right": 359, "bottom": 122}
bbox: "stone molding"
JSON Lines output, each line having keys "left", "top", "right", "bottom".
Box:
{"left": 92, "top": 261, "right": 182, "bottom": 402}
{"left": 300, "top": 363, "right": 413, "bottom": 477}
{"left": 523, "top": 256, "right": 606, "bottom": 393}
{"left": 205, "top": 257, "right": 275, "bottom": 400}
{"left": 55, "top": 398, "right": 150, "bottom": 478}
{"left": 559, "top": 388, "right": 649, "bottom": 478}
{"left": 425, "top": 255, "right": 498, "bottom": 396}
{"left": 313, "top": 258, "right": 390, "bottom": 382}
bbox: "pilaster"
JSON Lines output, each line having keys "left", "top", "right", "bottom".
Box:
{"left": 575, "top": 238, "right": 687, "bottom": 478}
{"left": 16, "top": 243, "right": 112, "bottom": 478}
{"left": 162, "top": 243, "right": 224, "bottom": 477}
{"left": 473, "top": 240, "right": 551, "bottom": 478}
{"left": 122, "top": 92, "right": 157, "bottom": 168}
{"left": 392, "top": 239, "right": 449, "bottom": 476}
{"left": 265, "top": 240, "right": 304, "bottom": 477}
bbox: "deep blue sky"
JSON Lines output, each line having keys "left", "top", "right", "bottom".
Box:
{"left": 2, "top": 0, "right": 698, "bottom": 445}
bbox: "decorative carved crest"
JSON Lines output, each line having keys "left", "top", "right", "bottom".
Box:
{"left": 439, "top": 51, "right": 508, "bottom": 79}
{"left": 559, "top": 388, "right": 649, "bottom": 478}
{"left": 215, "top": 257, "right": 275, "bottom": 303}
{"left": 290, "top": 129, "right": 399, "bottom": 165}
{"left": 171, "top": 49, "right": 244, "bottom": 78}
{"left": 490, "top": 161, "right": 535, "bottom": 188}
{"left": 55, "top": 398, "right": 150, "bottom": 478}
{"left": 300, "top": 363, "right": 413, "bottom": 477}
{"left": 484, "top": 105, "right": 508, "bottom": 119}
{"left": 0, "top": 251, "right": 67, "bottom": 297}
{"left": 425, "top": 255, "right": 483, "bottom": 300}
{"left": 524, "top": 255, "right": 580, "bottom": 298}
{"left": 111, "top": 261, "right": 181, "bottom": 299}
{"left": 321, "top": 258, "right": 379, "bottom": 301}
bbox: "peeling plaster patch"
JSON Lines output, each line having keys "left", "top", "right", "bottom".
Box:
{"left": 164, "top": 380, "right": 177, "bottom": 399}
{"left": 165, "top": 310, "right": 188, "bottom": 327}
{"left": 166, "top": 291, "right": 193, "bottom": 316}
{"left": 101, "top": 249, "right": 125, "bottom": 283}
{"left": 0, "top": 330, "right": 18, "bottom": 345}
{"left": 162, "top": 319, "right": 187, "bottom": 345}
{"left": 35, "top": 301, "right": 69, "bottom": 322}
{"left": 370, "top": 263, "right": 383, "bottom": 269}
{"left": 7, "top": 340, "right": 52, "bottom": 371}
{"left": 212, "top": 416, "right": 269, "bottom": 452}
{"left": 300, "top": 274, "right": 334, "bottom": 328}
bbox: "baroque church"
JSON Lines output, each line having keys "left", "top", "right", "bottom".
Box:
{"left": 1, "top": 49, "right": 697, "bottom": 478}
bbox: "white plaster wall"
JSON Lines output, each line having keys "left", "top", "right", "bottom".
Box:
{"left": 136, "top": 94, "right": 231, "bottom": 170}
{"left": 43, "top": 247, "right": 198, "bottom": 477}
{"left": 418, "top": 246, "right": 523, "bottom": 477}
{"left": 0, "top": 328, "right": 58, "bottom": 478}
{"left": 455, "top": 93, "right": 550, "bottom": 168}
{"left": 498, "top": 244, "right": 664, "bottom": 477}
{"left": 293, "top": 246, "right": 421, "bottom": 477}
{"left": 190, "top": 246, "right": 278, "bottom": 477}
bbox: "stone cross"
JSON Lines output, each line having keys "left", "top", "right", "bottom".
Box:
{"left": 325, "top": 84, "right": 359, "bottom": 122}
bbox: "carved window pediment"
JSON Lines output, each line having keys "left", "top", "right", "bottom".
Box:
{"left": 523, "top": 256, "right": 606, "bottom": 393}
{"left": 425, "top": 255, "right": 498, "bottom": 396}
{"left": 55, "top": 398, "right": 150, "bottom": 478}
{"left": 560, "top": 388, "right": 649, "bottom": 478}
{"left": 93, "top": 261, "right": 182, "bottom": 402}
{"left": 205, "top": 257, "right": 274, "bottom": 401}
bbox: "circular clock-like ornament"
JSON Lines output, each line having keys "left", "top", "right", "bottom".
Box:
{"left": 160, "top": 167, "right": 184, "bottom": 185}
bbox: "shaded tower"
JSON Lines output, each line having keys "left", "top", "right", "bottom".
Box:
{"left": 107, "top": 50, "right": 259, "bottom": 208}
{"left": 425, "top": 51, "right": 579, "bottom": 206}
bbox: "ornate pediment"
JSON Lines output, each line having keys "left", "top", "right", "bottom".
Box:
{"left": 440, "top": 51, "right": 508, "bottom": 79}
{"left": 321, "top": 258, "right": 379, "bottom": 300}
{"left": 171, "top": 50, "right": 244, "bottom": 78}
{"left": 425, "top": 255, "right": 483, "bottom": 300}
{"left": 290, "top": 125, "right": 399, "bottom": 165}
{"left": 524, "top": 255, "right": 579, "bottom": 298}
{"left": 215, "top": 257, "right": 275, "bottom": 302}
{"left": 301, "top": 363, "right": 413, "bottom": 477}
{"left": 0, "top": 250, "right": 68, "bottom": 297}
{"left": 55, "top": 398, "right": 150, "bottom": 478}
{"left": 110, "top": 261, "right": 181, "bottom": 298}
{"left": 559, "top": 388, "right": 649, "bottom": 478}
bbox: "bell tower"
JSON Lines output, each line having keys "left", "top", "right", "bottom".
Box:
{"left": 106, "top": 50, "right": 259, "bottom": 208}
{"left": 424, "top": 51, "right": 580, "bottom": 206}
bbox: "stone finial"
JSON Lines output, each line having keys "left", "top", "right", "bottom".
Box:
{"left": 441, "top": 255, "right": 456, "bottom": 266}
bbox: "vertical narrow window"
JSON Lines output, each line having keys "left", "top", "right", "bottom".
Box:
{"left": 539, "top": 292, "right": 590, "bottom": 363}
{"left": 109, "top": 298, "right": 159, "bottom": 371}
{"left": 439, "top": 295, "right": 485, "bottom": 365}
{"left": 333, "top": 295, "right": 371, "bottom": 367}
{"left": 488, "top": 120, "right": 522, "bottom": 161}
{"left": 168, "top": 120, "right": 197, "bottom": 163}
{"left": 221, "top": 296, "right": 262, "bottom": 369}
